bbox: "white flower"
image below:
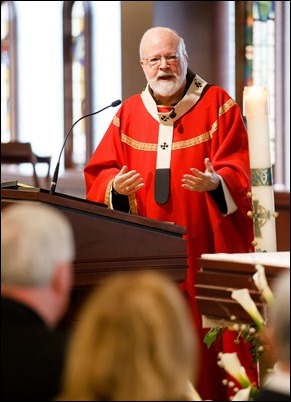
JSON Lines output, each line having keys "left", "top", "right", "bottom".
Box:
{"left": 231, "top": 386, "right": 252, "bottom": 401}
{"left": 219, "top": 352, "right": 252, "bottom": 388}
{"left": 253, "top": 264, "right": 275, "bottom": 305}
{"left": 231, "top": 288, "right": 264, "bottom": 329}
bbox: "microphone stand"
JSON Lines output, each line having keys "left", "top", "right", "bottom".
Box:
{"left": 49, "top": 100, "right": 121, "bottom": 194}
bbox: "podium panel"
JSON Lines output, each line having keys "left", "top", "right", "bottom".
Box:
{"left": 1, "top": 188, "right": 188, "bottom": 286}
{"left": 195, "top": 252, "right": 289, "bottom": 325}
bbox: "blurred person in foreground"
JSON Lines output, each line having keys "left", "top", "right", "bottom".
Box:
{"left": 84, "top": 26, "right": 255, "bottom": 399}
{"left": 252, "top": 270, "right": 290, "bottom": 401}
{"left": 1, "top": 203, "right": 75, "bottom": 401}
{"left": 57, "top": 270, "right": 199, "bottom": 401}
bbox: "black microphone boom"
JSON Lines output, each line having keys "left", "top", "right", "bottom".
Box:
{"left": 49, "top": 99, "right": 122, "bottom": 194}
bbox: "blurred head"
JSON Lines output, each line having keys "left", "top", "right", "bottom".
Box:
{"left": 1, "top": 203, "right": 75, "bottom": 286}
{"left": 1, "top": 203, "right": 75, "bottom": 325}
{"left": 59, "top": 271, "right": 198, "bottom": 401}
{"left": 139, "top": 27, "right": 188, "bottom": 101}
{"left": 268, "top": 270, "right": 290, "bottom": 367}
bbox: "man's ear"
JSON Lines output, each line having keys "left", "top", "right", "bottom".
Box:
{"left": 52, "top": 262, "right": 73, "bottom": 297}
{"left": 51, "top": 262, "right": 73, "bottom": 322}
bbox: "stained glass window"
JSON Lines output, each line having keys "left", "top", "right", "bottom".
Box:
{"left": 63, "top": 1, "right": 92, "bottom": 170}
{"left": 243, "top": 1, "right": 275, "bottom": 164}
{"left": 71, "top": 1, "right": 86, "bottom": 167}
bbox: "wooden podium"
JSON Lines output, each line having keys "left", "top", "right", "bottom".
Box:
{"left": 195, "top": 252, "right": 289, "bottom": 325}
{"left": 1, "top": 187, "right": 188, "bottom": 284}
{"left": 1, "top": 187, "right": 188, "bottom": 324}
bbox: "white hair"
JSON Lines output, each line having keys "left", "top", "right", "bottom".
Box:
{"left": 1, "top": 203, "right": 75, "bottom": 286}
{"left": 139, "top": 26, "right": 187, "bottom": 59}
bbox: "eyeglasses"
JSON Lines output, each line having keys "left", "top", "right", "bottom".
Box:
{"left": 142, "top": 53, "right": 181, "bottom": 68}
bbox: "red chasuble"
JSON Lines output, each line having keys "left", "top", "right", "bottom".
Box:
{"left": 84, "top": 75, "right": 257, "bottom": 400}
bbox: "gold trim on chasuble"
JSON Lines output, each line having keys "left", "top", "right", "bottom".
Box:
{"left": 119, "top": 96, "right": 235, "bottom": 151}
{"left": 110, "top": 95, "right": 235, "bottom": 211}
{"left": 105, "top": 177, "right": 138, "bottom": 214}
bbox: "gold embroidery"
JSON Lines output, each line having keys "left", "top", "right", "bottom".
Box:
{"left": 121, "top": 133, "right": 158, "bottom": 151}
{"left": 119, "top": 99, "right": 234, "bottom": 151}
{"left": 106, "top": 178, "right": 138, "bottom": 214}
{"left": 121, "top": 124, "right": 217, "bottom": 151}
{"left": 104, "top": 180, "right": 113, "bottom": 207}
{"left": 219, "top": 98, "right": 235, "bottom": 115}
{"left": 113, "top": 116, "right": 120, "bottom": 127}
{"left": 172, "top": 128, "right": 215, "bottom": 150}
{"left": 128, "top": 194, "right": 138, "bottom": 215}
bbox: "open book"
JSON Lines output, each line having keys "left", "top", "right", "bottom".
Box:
{"left": 1, "top": 180, "right": 39, "bottom": 191}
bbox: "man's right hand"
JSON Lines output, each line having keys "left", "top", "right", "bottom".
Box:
{"left": 113, "top": 165, "right": 144, "bottom": 195}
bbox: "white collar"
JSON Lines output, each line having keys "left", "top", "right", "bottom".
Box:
{"left": 141, "top": 74, "right": 208, "bottom": 123}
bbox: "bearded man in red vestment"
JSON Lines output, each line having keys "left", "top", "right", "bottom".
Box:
{"left": 84, "top": 26, "right": 257, "bottom": 400}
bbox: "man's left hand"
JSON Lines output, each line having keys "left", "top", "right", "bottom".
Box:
{"left": 181, "top": 157, "right": 220, "bottom": 192}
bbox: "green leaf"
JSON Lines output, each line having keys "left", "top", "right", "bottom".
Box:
{"left": 204, "top": 327, "right": 222, "bottom": 348}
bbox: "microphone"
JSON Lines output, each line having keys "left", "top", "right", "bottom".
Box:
{"left": 49, "top": 99, "right": 122, "bottom": 194}
{"left": 169, "top": 108, "right": 176, "bottom": 119}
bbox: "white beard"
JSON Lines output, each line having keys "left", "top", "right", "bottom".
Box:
{"left": 150, "top": 77, "right": 182, "bottom": 99}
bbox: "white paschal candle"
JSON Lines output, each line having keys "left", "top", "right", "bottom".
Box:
{"left": 243, "top": 86, "right": 277, "bottom": 252}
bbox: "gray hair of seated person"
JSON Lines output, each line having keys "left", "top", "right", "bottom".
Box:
{"left": 1, "top": 203, "right": 75, "bottom": 286}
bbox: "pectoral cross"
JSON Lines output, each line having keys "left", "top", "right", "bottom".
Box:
{"left": 160, "top": 142, "right": 168, "bottom": 150}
